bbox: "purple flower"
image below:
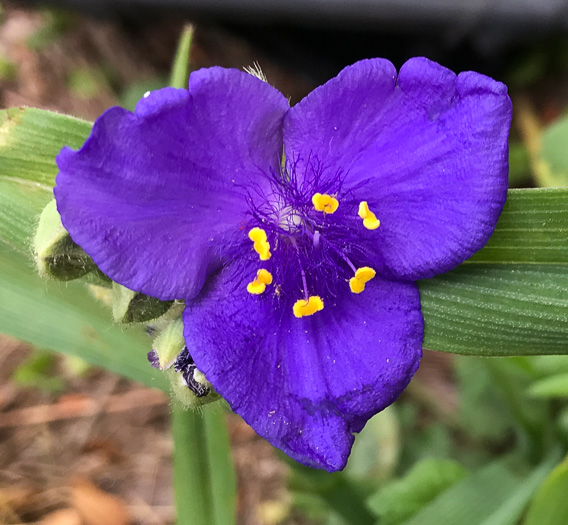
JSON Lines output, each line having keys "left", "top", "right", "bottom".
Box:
{"left": 54, "top": 57, "right": 511, "bottom": 471}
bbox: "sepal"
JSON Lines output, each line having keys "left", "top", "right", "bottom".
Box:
{"left": 112, "top": 282, "right": 173, "bottom": 324}
{"left": 34, "top": 200, "right": 96, "bottom": 280}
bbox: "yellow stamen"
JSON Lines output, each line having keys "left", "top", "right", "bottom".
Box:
{"left": 247, "top": 269, "right": 273, "bottom": 295}
{"left": 249, "top": 227, "right": 271, "bottom": 260}
{"left": 248, "top": 227, "right": 267, "bottom": 243}
{"left": 312, "top": 193, "right": 339, "bottom": 214}
{"left": 349, "top": 278, "right": 365, "bottom": 294}
{"left": 247, "top": 280, "right": 266, "bottom": 294}
{"left": 254, "top": 240, "right": 271, "bottom": 260}
{"left": 355, "top": 266, "right": 376, "bottom": 283}
{"left": 293, "top": 296, "right": 324, "bottom": 318}
{"left": 256, "top": 268, "right": 273, "bottom": 285}
{"left": 349, "top": 266, "right": 376, "bottom": 294}
{"left": 358, "top": 201, "right": 380, "bottom": 230}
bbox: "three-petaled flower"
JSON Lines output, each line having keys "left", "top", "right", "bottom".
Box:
{"left": 55, "top": 57, "right": 511, "bottom": 471}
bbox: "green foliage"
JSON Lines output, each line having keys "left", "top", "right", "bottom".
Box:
{"left": 67, "top": 68, "right": 106, "bottom": 101}
{"left": 539, "top": 115, "right": 568, "bottom": 187}
{"left": 528, "top": 372, "right": 568, "bottom": 398}
{"left": 0, "top": 106, "right": 91, "bottom": 252}
{"left": 26, "top": 10, "right": 74, "bottom": 50}
{"left": 508, "top": 142, "right": 531, "bottom": 187}
{"left": 400, "top": 455, "right": 558, "bottom": 525}
{"left": 421, "top": 265, "right": 568, "bottom": 356}
{"left": 0, "top": 246, "right": 167, "bottom": 389}
{"left": 172, "top": 406, "right": 236, "bottom": 525}
{"left": 0, "top": 56, "right": 17, "bottom": 81}
{"left": 524, "top": 455, "right": 568, "bottom": 525}
{"left": 12, "top": 349, "right": 65, "bottom": 393}
{"left": 466, "top": 188, "right": 568, "bottom": 265}
{"left": 345, "top": 407, "right": 400, "bottom": 483}
{"left": 169, "top": 25, "right": 194, "bottom": 90}
{"left": 366, "top": 458, "right": 467, "bottom": 524}
{"left": 455, "top": 357, "right": 517, "bottom": 443}
{"left": 288, "top": 462, "right": 376, "bottom": 525}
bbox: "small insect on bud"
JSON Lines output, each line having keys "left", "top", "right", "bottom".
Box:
{"left": 111, "top": 282, "right": 173, "bottom": 324}
{"left": 34, "top": 200, "right": 97, "bottom": 280}
{"left": 150, "top": 318, "right": 219, "bottom": 408}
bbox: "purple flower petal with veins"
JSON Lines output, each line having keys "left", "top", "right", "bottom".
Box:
{"left": 55, "top": 57, "right": 512, "bottom": 471}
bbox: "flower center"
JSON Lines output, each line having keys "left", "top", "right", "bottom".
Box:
{"left": 278, "top": 206, "right": 303, "bottom": 232}
{"left": 245, "top": 192, "right": 381, "bottom": 318}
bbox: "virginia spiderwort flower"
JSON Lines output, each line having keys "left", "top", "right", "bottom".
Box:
{"left": 54, "top": 57, "right": 512, "bottom": 471}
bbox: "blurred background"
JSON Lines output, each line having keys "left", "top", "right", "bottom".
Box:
{"left": 1, "top": 0, "right": 568, "bottom": 524}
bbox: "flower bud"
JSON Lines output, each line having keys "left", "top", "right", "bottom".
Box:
{"left": 112, "top": 282, "right": 173, "bottom": 324}
{"left": 149, "top": 318, "right": 219, "bottom": 408}
{"left": 34, "top": 200, "right": 96, "bottom": 280}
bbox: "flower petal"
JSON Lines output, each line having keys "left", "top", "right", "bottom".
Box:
{"left": 183, "top": 267, "right": 422, "bottom": 471}
{"left": 55, "top": 70, "right": 289, "bottom": 300}
{"left": 284, "top": 57, "right": 512, "bottom": 280}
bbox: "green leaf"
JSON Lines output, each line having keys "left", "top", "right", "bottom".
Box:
{"left": 366, "top": 458, "right": 468, "bottom": 524}
{"left": 0, "top": 107, "right": 92, "bottom": 253}
{"left": 345, "top": 407, "right": 400, "bottom": 483}
{"left": 508, "top": 142, "right": 531, "bottom": 187}
{"left": 467, "top": 188, "right": 568, "bottom": 265}
{"left": 0, "top": 246, "right": 167, "bottom": 390}
{"left": 524, "top": 455, "right": 568, "bottom": 525}
{"left": 528, "top": 372, "right": 568, "bottom": 398}
{"left": 530, "top": 355, "right": 568, "bottom": 376}
{"left": 420, "top": 265, "right": 568, "bottom": 356}
{"left": 538, "top": 116, "right": 568, "bottom": 187}
{"left": 172, "top": 406, "right": 236, "bottom": 525}
{"left": 480, "top": 453, "right": 560, "bottom": 525}
{"left": 455, "top": 357, "right": 517, "bottom": 442}
{"left": 288, "top": 461, "right": 376, "bottom": 525}
{"left": 401, "top": 455, "right": 558, "bottom": 525}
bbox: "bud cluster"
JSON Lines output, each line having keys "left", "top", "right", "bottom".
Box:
{"left": 34, "top": 199, "right": 219, "bottom": 408}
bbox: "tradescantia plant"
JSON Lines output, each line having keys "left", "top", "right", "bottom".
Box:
{"left": 1, "top": 23, "right": 568, "bottom": 525}
{"left": 52, "top": 57, "right": 511, "bottom": 471}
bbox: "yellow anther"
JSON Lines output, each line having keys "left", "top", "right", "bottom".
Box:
{"left": 358, "top": 201, "right": 380, "bottom": 230}
{"left": 256, "top": 268, "right": 273, "bottom": 285}
{"left": 355, "top": 266, "right": 376, "bottom": 283}
{"left": 249, "top": 227, "right": 271, "bottom": 260}
{"left": 247, "top": 269, "right": 273, "bottom": 295}
{"left": 253, "top": 241, "right": 271, "bottom": 261}
{"left": 349, "top": 266, "right": 376, "bottom": 294}
{"left": 349, "top": 278, "right": 365, "bottom": 294}
{"left": 248, "top": 227, "right": 267, "bottom": 243}
{"left": 247, "top": 280, "right": 266, "bottom": 294}
{"left": 312, "top": 193, "right": 339, "bottom": 214}
{"left": 293, "top": 296, "right": 324, "bottom": 318}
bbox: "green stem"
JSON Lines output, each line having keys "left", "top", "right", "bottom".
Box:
{"left": 169, "top": 25, "right": 194, "bottom": 89}
{"left": 172, "top": 406, "right": 236, "bottom": 525}
{"left": 169, "top": 24, "right": 236, "bottom": 525}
